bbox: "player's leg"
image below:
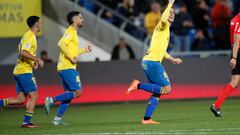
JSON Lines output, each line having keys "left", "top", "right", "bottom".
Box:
{"left": 211, "top": 75, "right": 240, "bottom": 117}
{"left": 141, "top": 61, "right": 170, "bottom": 124}
{"left": 45, "top": 69, "right": 82, "bottom": 125}
{"left": 211, "top": 55, "right": 240, "bottom": 117}
{"left": 44, "top": 70, "right": 80, "bottom": 115}
{"left": 21, "top": 91, "right": 38, "bottom": 128}
{"left": 53, "top": 90, "right": 82, "bottom": 125}
{"left": 19, "top": 74, "right": 38, "bottom": 128}
{"left": 128, "top": 61, "right": 170, "bottom": 95}
{"left": 0, "top": 75, "right": 28, "bottom": 107}
{"left": 0, "top": 92, "right": 26, "bottom": 107}
{"left": 127, "top": 61, "right": 165, "bottom": 95}
{"left": 142, "top": 76, "right": 170, "bottom": 124}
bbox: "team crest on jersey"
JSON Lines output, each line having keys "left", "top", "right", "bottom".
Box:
{"left": 64, "top": 33, "right": 70, "bottom": 39}
{"left": 25, "top": 43, "right": 31, "bottom": 49}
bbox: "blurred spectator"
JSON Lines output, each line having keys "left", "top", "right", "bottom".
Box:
{"left": 111, "top": 37, "right": 135, "bottom": 60}
{"left": 211, "top": 0, "right": 231, "bottom": 28}
{"left": 134, "top": 0, "right": 152, "bottom": 13}
{"left": 192, "top": 0, "right": 211, "bottom": 39}
{"left": 102, "top": 10, "right": 115, "bottom": 24}
{"left": 116, "top": 0, "right": 135, "bottom": 19}
{"left": 192, "top": 30, "right": 212, "bottom": 51}
{"left": 144, "top": 1, "right": 161, "bottom": 34}
{"left": 232, "top": 0, "right": 240, "bottom": 15}
{"left": 172, "top": 3, "right": 193, "bottom": 52}
{"left": 211, "top": 0, "right": 232, "bottom": 50}
{"left": 40, "top": 50, "right": 53, "bottom": 63}
{"left": 78, "top": 0, "right": 96, "bottom": 13}
{"left": 99, "top": 0, "right": 119, "bottom": 9}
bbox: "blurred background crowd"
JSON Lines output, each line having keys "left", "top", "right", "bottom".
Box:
{"left": 77, "top": 0, "right": 240, "bottom": 52}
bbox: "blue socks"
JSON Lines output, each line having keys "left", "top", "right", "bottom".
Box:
{"left": 0, "top": 99, "right": 8, "bottom": 107}
{"left": 138, "top": 83, "right": 162, "bottom": 94}
{"left": 53, "top": 92, "right": 75, "bottom": 103}
{"left": 144, "top": 96, "right": 159, "bottom": 120}
{"left": 56, "top": 100, "right": 71, "bottom": 117}
{"left": 23, "top": 111, "right": 33, "bottom": 124}
{"left": 0, "top": 100, "right": 4, "bottom": 107}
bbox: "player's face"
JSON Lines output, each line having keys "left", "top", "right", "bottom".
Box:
{"left": 168, "top": 8, "right": 175, "bottom": 23}
{"left": 74, "top": 14, "right": 84, "bottom": 28}
{"left": 36, "top": 20, "right": 42, "bottom": 32}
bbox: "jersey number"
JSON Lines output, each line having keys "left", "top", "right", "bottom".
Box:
{"left": 235, "top": 22, "right": 240, "bottom": 33}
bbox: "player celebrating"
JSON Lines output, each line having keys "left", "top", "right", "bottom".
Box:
{"left": 0, "top": 16, "right": 44, "bottom": 128}
{"left": 210, "top": 12, "right": 240, "bottom": 117}
{"left": 44, "top": 11, "right": 92, "bottom": 125}
{"left": 127, "top": 0, "right": 182, "bottom": 124}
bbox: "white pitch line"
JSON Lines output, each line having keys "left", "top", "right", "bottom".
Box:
{"left": 42, "top": 128, "right": 240, "bottom": 135}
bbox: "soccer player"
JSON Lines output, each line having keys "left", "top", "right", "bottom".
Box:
{"left": 210, "top": 12, "right": 240, "bottom": 117}
{"left": 126, "top": 0, "right": 182, "bottom": 124}
{"left": 44, "top": 11, "right": 92, "bottom": 125}
{"left": 0, "top": 16, "right": 44, "bottom": 128}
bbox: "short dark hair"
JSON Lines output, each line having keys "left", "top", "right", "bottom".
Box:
{"left": 67, "top": 11, "right": 80, "bottom": 25}
{"left": 27, "top": 16, "right": 40, "bottom": 28}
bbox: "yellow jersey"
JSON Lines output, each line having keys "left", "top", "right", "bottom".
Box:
{"left": 13, "top": 30, "right": 37, "bottom": 75}
{"left": 143, "top": 4, "right": 172, "bottom": 62}
{"left": 57, "top": 25, "right": 87, "bottom": 71}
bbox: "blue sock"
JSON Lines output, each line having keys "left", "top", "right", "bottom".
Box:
{"left": 23, "top": 111, "right": 33, "bottom": 124}
{"left": 53, "top": 92, "right": 75, "bottom": 103}
{"left": 56, "top": 100, "right": 71, "bottom": 117}
{"left": 138, "top": 83, "right": 162, "bottom": 94}
{"left": 0, "top": 100, "right": 4, "bottom": 107}
{"left": 144, "top": 96, "right": 159, "bottom": 119}
{"left": 0, "top": 99, "right": 8, "bottom": 107}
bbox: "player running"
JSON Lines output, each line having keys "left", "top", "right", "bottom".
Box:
{"left": 126, "top": 0, "right": 182, "bottom": 124}
{"left": 0, "top": 16, "right": 44, "bottom": 128}
{"left": 210, "top": 12, "right": 240, "bottom": 117}
{"left": 44, "top": 11, "right": 92, "bottom": 125}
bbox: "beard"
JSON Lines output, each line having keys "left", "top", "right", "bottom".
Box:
{"left": 78, "top": 23, "right": 83, "bottom": 28}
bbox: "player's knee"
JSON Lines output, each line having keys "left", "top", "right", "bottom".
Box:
{"left": 161, "top": 86, "right": 171, "bottom": 95}
{"left": 18, "top": 96, "right": 26, "bottom": 104}
{"left": 74, "top": 90, "right": 82, "bottom": 98}
{"left": 29, "top": 93, "right": 38, "bottom": 101}
{"left": 230, "top": 81, "right": 239, "bottom": 88}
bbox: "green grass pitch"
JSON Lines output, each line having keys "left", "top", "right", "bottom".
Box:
{"left": 0, "top": 99, "right": 240, "bottom": 135}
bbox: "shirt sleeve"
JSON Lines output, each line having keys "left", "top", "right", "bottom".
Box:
{"left": 164, "top": 52, "right": 171, "bottom": 59}
{"left": 78, "top": 48, "right": 88, "bottom": 55}
{"left": 59, "top": 32, "right": 72, "bottom": 45}
{"left": 21, "top": 36, "right": 33, "bottom": 52}
{"left": 156, "top": 3, "right": 173, "bottom": 30}
{"left": 58, "top": 32, "right": 73, "bottom": 59}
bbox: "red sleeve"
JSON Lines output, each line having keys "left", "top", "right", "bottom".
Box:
{"left": 234, "top": 22, "right": 240, "bottom": 34}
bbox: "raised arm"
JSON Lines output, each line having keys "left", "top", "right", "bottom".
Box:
{"left": 156, "top": 0, "right": 175, "bottom": 28}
